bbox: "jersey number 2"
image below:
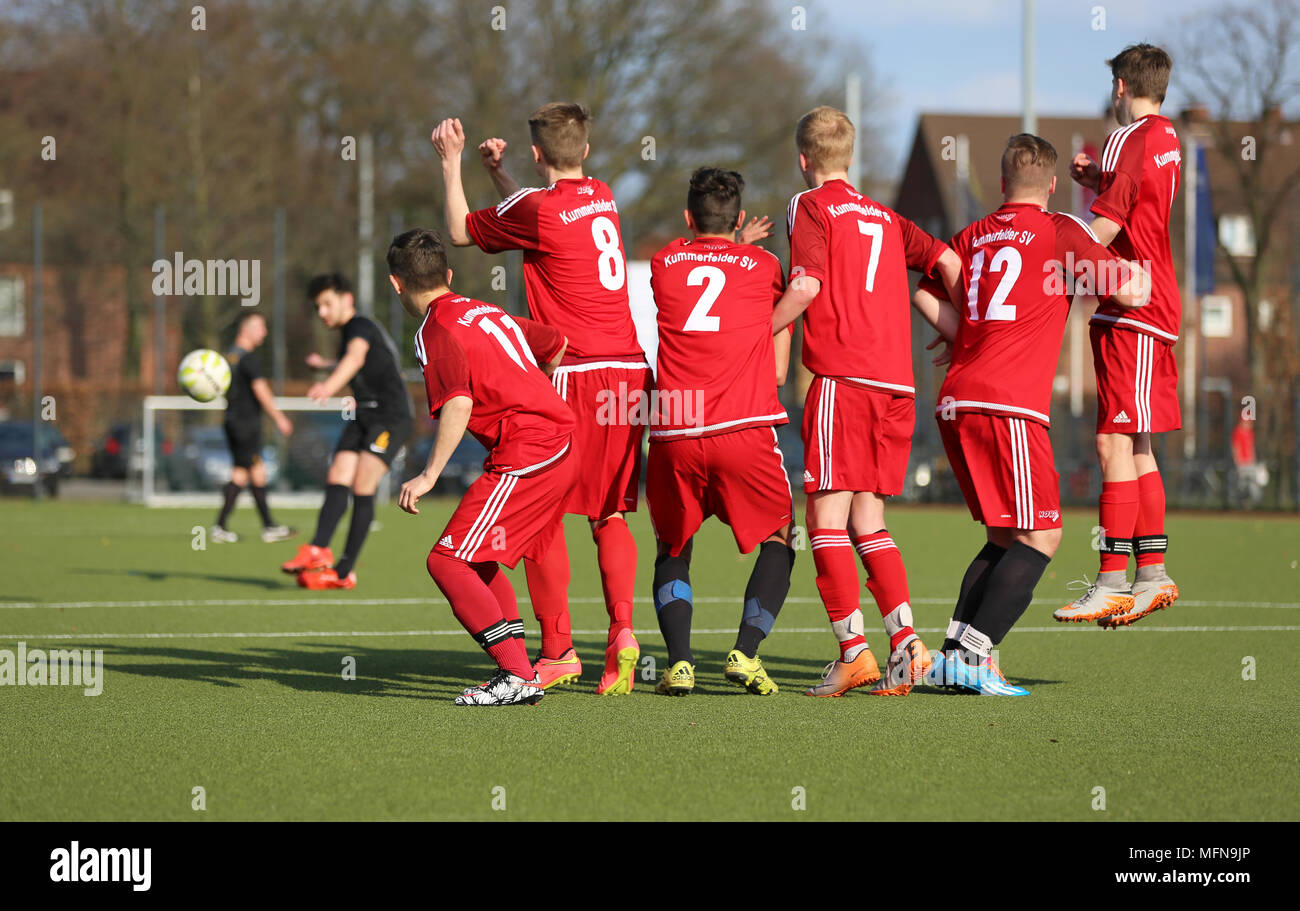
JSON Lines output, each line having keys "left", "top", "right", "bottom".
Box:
{"left": 682, "top": 266, "right": 725, "bottom": 332}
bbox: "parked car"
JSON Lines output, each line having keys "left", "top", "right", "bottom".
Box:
{"left": 0, "top": 422, "right": 69, "bottom": 497}
{"left": 173, "top": 425, "right": 280, "bottom": 491}
{"left": 90, "top": 421, "right": 178, "bottom": 481}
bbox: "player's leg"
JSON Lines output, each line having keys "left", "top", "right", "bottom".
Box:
{"left": 1101, "top": 431, "right": 1179, "bottom": 627}
{"left": 646, "top": 437, "right": 704, "bottom": 696}
{"left": 282, "top": 444, "right": 356, "bottom": 573}
{"left": 653, "top": 538, "right": 697, "bottom": 696}
{"left": 473, "top": 561, "right": 526, "bottom": 649}
{"left": 246, "top": 457, "right": 292, "bottom": 542}
{"left": 726, "top": 527, "right": 793, "bottom": 696}
{"left": 806, "top": 489, "right": 879, "bottom": 696}
{"left": 214, "top": 462, "right": 248, "bottom": 542}
{"left": 427, "top": 550, "right": 540, "bottom": 706}
{"left": 523, "top": 525, "right": 581, "bottom": 683}
{"left": 329, "top": 451, "right": 389, "bottom": 580}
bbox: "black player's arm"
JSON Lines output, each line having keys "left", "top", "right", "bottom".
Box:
{"left": 317, "top": 337, "right": 369, "bottom": 398}
{"left": 399, "top": 395, "right": 471, "bottom": 515}
{"left": 251, "top": 378, "right": 293, "bottom": 433}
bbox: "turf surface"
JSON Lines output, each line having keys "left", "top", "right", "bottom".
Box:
{"left": 2, "top": 499, "right": 1297, "bottom": 820}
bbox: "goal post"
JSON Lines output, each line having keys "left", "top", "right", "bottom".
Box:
{"left": 140, "top": 395, "right": 397, "bottom": 507}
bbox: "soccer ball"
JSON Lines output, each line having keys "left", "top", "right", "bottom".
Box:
{"left": 177, "top": 349, "right": 232, "bottom": 403}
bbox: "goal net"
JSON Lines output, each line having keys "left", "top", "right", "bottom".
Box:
{"left": 138, "top": 395, "right": 401, "bottom": 507}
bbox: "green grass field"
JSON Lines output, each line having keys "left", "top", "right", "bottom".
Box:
{"left": 2, "top": 499, "right": 1297, "bottom": 821}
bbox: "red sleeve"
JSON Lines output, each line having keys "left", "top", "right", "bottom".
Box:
{"left": 916, "top": 274, "right": 945, "bottom": 300}
{"left": 787, "top": 192, "right": 827, "bottom": 284}
{"left": 1053, "top": 215, "right": 1132, "bottom": 299}
{"left": 1090, "top": 134, "right": 1142, "bottom": 226}
{"left": 465, "top": 188, "right": 543, "bottom": 253}
{"left": 897, "top": 213, "right": 947, "bottom": 276}
{"left": 419, "top": 327, "right": 472, "bottom": 418}
{"left": 513, "top": 314, "right": 565, "bottom": 364}
{"left": 767, "top": 253, "right": 794, "bottom": 337}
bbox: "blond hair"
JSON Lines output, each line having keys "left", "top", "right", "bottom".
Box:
{"left": 796, "top": 106, "right": 855, "bottom": 173}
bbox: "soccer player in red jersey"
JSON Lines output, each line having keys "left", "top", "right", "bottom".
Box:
{"left": 771, "top": 106, "right": 964, "bottom": 697}
{"left": 1060, "top": 44, "right": 1182, "bottom": 626}
{"left": 432, "top": 104, "right": 649, "bottom": 694}
{"left": 912, "top": 135, "right": 1150, "bottom": 695}
{"left": 645, "top": 167, "right": 796, "bottom": 696}
{"left": 390, "top": 227, "right": 577, "bottom": 706}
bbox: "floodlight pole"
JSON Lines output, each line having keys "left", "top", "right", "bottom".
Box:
{"left": 32, "top": 203, "right": 43, "bottom": 500}
{"left": 1183, "top": 133, "right": 1198, "bottom": 459}
{"left": 154, "top": 206, "right": 165, "bottom": 394}
{"left": 1022, "top": 0, "right": 1036, "bottom": 135}
{"left": 358, "top": 132, "right": 375, "bottom": 316}
{"left": 846, "top": 72, "right": 862, "bottom": 188}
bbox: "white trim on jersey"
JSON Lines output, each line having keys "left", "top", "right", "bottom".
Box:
{"left": 1009, "top": 417, "right": 1034, "bottom": 529}
{"left": 934, "top": 400, "right": 1051, "bottom": 424}
{"left": 787, "top": 188, "right": 816, "bottom": 234}
{"left": 503, "top": 441, "right": 571, "bottom": 477}
{"left": 1088, "top": 312, "right": 1179, "bottom": 342}
{"left": 647, "top": 412, "right": 789, "bottom": 440}
{"left": 413, "top": 306, "right": 431, "bottom": 367}
{"left": 495, "top": 186, "right": 545, "bottom": 216}
{"left": 552, "top": 360, "right": 648, "bottom": 376}
{"left": 839, "top": 376, "right": 916, "bottom": 395}
{"left": 1056, "top": 211, "right": 1101, "bottom": 243}
{"left": 817, "top": 378, "right": 836, "bottom": 490}
{"left": 770, "top": 426, "right": 794, "bottom": 514}
{"left": 1101, "top": 118, "right": 1146, "bottom": 173}
{"left": 455, "top": 474, "right": 517, "bottom": 561}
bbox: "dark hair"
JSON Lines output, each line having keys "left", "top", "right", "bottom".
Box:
{"left": 307, "top": 272, "right": 352, "bottom": 301}
{"left": 687, "top": 167, "right": 745, "bottom": 235}
{"left": 386, "top": 227, "right": 450, "bottom": 292}
{"left": 1107, "top": 44, "right": 1172, "bottom": 103}
{"left": 528, "top": 102, "right": 591, "bottom": 169}
{"left": 1001, "top": 133, "right": 1058, "bottom": 192}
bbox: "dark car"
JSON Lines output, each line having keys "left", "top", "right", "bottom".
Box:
{"left": 0, "top": 422, "right": 69, "bottom": 497}
{"left": 172, "top": 425, "right": 280, "bottom": 491}
{"left": 91, "top": 422, "right": 173, "bottom": 480}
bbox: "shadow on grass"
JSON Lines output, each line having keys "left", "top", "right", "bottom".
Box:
{"left": 94, "top": 641, "right": 494, "bottom": 700}
{"left": 67, "top": 567, "right": 290, "bottom": 591}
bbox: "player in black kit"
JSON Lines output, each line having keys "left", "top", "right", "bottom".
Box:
{"left": 213, "top": 311, "right": 295, "bottom": 544}
{"left": 281, "top": 273, "right": 414, "bottom": 589}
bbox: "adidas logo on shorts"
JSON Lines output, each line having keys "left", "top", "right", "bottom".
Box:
{"left": 802, "top": 470, "right": 814, "bottom": 483}
{"left": 438, "top": 535, "right": 454, "bottom": 548}
{"left": 1112, "top": 410, "right": 1132, "bottom": 424}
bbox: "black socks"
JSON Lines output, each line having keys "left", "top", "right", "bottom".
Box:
{"left": 312, "top": 484, "right": 350, "bottom": 548}
{"left": 735, "top": 541, "right": 795, "bottom": 658}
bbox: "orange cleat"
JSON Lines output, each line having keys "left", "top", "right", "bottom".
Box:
{"left": 297, "top": 567, "right": 356, "bottom": 590}
{"left": 534, "top": 648, "right": 583, "bottom": 688}
{"left": 595, "top": 628, "right": 639, "bottom": 695}
{"left": 282, "top": 544, "right": 333, "bottom": 575}
{"left": 867, "top": 635, "right": 932, "bottom": 696}
{"left": 804, "top": 648, "right": 881, "bottom": 697}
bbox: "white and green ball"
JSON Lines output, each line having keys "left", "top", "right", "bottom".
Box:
{"left": 177, "top": 348, "right": 232, "bottom": 403}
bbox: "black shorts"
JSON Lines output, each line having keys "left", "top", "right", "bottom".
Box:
{"left": 334, "top": 410, "right": 412, "bottom": 467}
{"left": 224, "top": 419, "right": 263, "bottom": 469}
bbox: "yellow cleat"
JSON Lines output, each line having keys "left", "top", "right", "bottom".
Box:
{"left": 724, "top": 649, "right": 778, "bottom": 695}
{"left": 656, "top": 660, "right": 695, "bottom": 696}
{"left": 595, "top": 627, "right": 639, "bottom": 695}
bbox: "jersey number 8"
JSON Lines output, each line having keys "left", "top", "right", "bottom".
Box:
{"left": 591, "top": 215, "right": 626, "bottom": 291}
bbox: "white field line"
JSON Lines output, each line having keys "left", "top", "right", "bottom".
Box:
{"left": 2, "top": 625, "right": 1298, "bottom": 642}
{"left": 3, "top": 596, "right": 1299, "bottom": 610}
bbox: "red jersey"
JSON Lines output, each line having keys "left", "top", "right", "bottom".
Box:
{"left": 415, "top": 293, "right": 575, "bottom": 476}
{"left": 465, "top": 177, "right": 644, "bottom": 361}
{"left": 927, "top": 204, "right": 1128, "bottom": 426}
{"left": 1090, "top": 114, "right": 1182, "bottom": 343}
{"left": 648, "top": 237, "right": 789, "bottom": 439}
{"left": 787, "top": 179, "right": 947, "bottom": 394}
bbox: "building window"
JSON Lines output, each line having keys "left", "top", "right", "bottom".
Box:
{"left": 0, "top": 276, "right": 24, "bottom": 336}
{"left": 1218, "top": 214, "right": 1256, "bottom": 258}
{"left": 0, "top": 360, "right": 25, "bottom": 384}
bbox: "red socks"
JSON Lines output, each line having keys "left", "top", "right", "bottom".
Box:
{"left": 811, "top": 529, "right": 865, "bottom": 659}
{"left": 427, "top": 550, "right": 532, "bottom": 679}
{"left": 523, "top": 523, "right": 573, "bottom": 659}
{"left": 854, "top": 531, "right": 915, "bottom": 650}
{"left": 1098, "top": 479, "right": 1140, "bottom": 573}
{"left": 592, "top": 516, "right": 636, "bottom": 640}
{"left": 1135, "top": 471, "right": 1168, "bottom": 568}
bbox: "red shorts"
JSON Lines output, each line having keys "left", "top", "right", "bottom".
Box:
{"left": 647, "top": 425, "right": 793, "bottom": 556}
{"left": 939, "top": 412, "right": 1061, "bottom": 530}
{"left": 802, "top": 377, "right": 914, "bottom": 495}
{"left": 1090, "top": 325, "right": 1181, "bottom": 434}
{"left": 552, "top": 360, "right": 651, "bottom": 518}
{"left": 433, "top": 446, "right": 578, "bottom": 568}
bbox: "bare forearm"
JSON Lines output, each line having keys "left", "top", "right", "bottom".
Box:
{"left": 773, "top": 330, "right": 791, "bottom": 387}
{"left": 442, "top": 159, "right": 474, "bottom": 247}
{"left": 425, "top": 399, "right": 471, "bottom": 479}
{"left": 772, "top": 280, "right": 819, "bottom": 333}
{"left": 1089, "top": 216, "right": 1121, "bottom": 247}
{"left": 911, "top": 289, "right": 959, "bottom": 341}
{"left": 489, "top": 166, "right": 521, "bottom": 199}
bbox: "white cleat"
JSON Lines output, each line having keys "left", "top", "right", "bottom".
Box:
{"left": 454, "top": 670, "right": 545, "bottom": 706}
{"left": 1053, "top": 575, "right": 1134, "bottom": 623}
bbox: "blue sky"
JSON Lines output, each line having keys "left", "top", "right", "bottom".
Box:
{"left": 802, "top": 0, "right": 1205, "bottom": 172}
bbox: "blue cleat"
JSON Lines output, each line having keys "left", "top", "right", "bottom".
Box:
{"left": 927, "top": 650, "right": 1029, "bottom": 695}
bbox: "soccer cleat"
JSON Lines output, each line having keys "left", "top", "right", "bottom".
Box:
{"left": 656, "top": 660, "right": 695, "bottom": 696}
{"left": 867, "top": 634, "right": 932, "bottom": 696}
{"left": 595, "top": 628, "right": 639, "bottom": 695}
{"left": 928, "top": 650, "right": 1028, "bottom": 695}
{"left": 724, "top": 650, "right": 778, "bottom": 695}
{"left": 261, "top": 525, "right": 296, "bottom": 543}
{"left": 281, "top": 544, "right": 333, "bottom": 574}
{"left": 297, "top": 567, "right": 357, "bottom": 590}
{"left": 211, "top": 526, "right": 238, "bottom": 544}
{"left": 533, "top": 648, "right": 583, "bottom": 688}
{"left": 1098, "top": 579, "right": 1180, "bottom": 629}
{"left": 454, "top": 669, "right": 545, "bottom": 706}
{"left": 804, "top": 648, "right": 880, "bottom": 697}
{"left": 1053, "top": 574, "right": 1134, "bottom": 623}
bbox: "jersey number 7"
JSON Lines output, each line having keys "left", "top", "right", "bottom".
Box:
{"left": 477, "top": 313, "right": 539, "bottom": 370}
